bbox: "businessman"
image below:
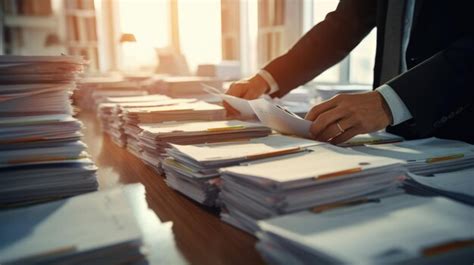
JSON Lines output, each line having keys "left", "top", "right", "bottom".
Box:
{"left": 226, "top": 0, "right": 474, "bottom": 144}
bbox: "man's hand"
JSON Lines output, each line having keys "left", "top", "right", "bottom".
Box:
{"left": 305, "top": 91, "right": 393, "bottom": 144}
{"left": 224, "top": 74, "right": 269, "bottom": 115}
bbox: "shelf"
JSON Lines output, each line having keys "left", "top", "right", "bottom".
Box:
{"left": 65, "top": 9, "right": 96, "bottom": 17}
{"left": 4, "top": 15, "right": 58, "bottom": 29}
{"left": 67, "top": 41, "right": 98, "bottom": 48}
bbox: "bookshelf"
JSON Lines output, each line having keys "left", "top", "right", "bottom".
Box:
{"left": 0, "top": 0, "right": 62, "bottom": 55}
{"left": 64, "top": 0, "right": 100, "bottom": 72}
{"left": 257, "top": 0, "right": 301, "bottom": 67}
{"left": 221, "top": 0, "right": 240, "bottom": 60}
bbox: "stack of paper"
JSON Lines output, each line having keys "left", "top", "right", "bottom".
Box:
{"left": 405, "top": 168, "right": 474, "bottom": 205}
{"left": 99, "top": 99, "right": 195, "bottom": 151}
{"left": 0, "top": 55, "right": 98, "bottom": 206}
{"left": 151, "top": 76, "right": 223, "bottom": 97}
{"left": 219, "top": 144, "right": 405, "bottom": 233}
{"left": 339, "top": 131, "right": 404, "bottom": 147}
{"left": 196, "top": 61, "right": 241, "bottom": 81}
{"left": 91, "top": 90, "right": 148, "bottom": 111}
{"left": 96, "top": 95, "right": 191, "bottom": 147}
{"left": 138, "top": 120, "right": 272, "bottom": 173}
{"left": 163, "top": 135, "right": 319, "bottom": 206}
{"left": 315, "top": 84, "right": 371, "bottom": 100}
{"left": 123, "top": 101, "right": 226, "bottom": 156}
{"left": 74, "top": 76, "right": 147, "bottom": 111}
{"left": 0, "top": 55, "right": 84, "bottom": 84}
{"left": 0, "top": 184, "right": 181, "bottom": 265}
{"left": 353, "top": 137, "right": 474, "bottom": 175}
{"left": 256, "top": 194, "right": 474, "bottom": 264}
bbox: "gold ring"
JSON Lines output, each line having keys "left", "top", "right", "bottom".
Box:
{"left": 336, "top": 122, "right": 345, "bottom": 133}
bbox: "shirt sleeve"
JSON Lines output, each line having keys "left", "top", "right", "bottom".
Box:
{"left": 258, "top": 69, "right": 280, "bottom": 94}
{"left": 376, "top": 84, "right": 413, "bottom": 125}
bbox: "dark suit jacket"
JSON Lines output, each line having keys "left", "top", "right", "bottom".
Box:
{"left": 264, "top": 0, "right": 474, "bottom": 143}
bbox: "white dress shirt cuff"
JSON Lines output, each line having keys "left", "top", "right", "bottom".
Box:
{"left": 258, "top": 69, "right": 279, "bottom": 94}
{"left": 376, "top": 84, "right": 413, "bottom": 125}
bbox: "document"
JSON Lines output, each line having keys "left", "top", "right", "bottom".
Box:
{"left": 249, "top": 98, "right": 312, "bottom": 138}
{"left": 0, "top": 55, "right": 98, "bottom": 206}
{"left": 219, "top": 144, "right": 405, "bottom": 233}
{"left": 339, "top": 131, "right": 404, "bottom": 147}
{"left": 353, "top": 137, "right": 474, "bottom": 175}
{"left": 138, "top": 120, "right": 271, "bottom": 174}
{"left": 407, "top": 168, "right": 474, "bottom": 205}
{"left": 202, "top": 83, "right": 255, "bottom": 116}
{"left": 203, "top": 84, "right": 312, "bottom": 137}
{"left": 257, "top": 194, "right": 474, "bottom": 265}
{"left": 0, "top": 184, "right": 179, "bottom": 265}
{"left": 168, "top": 134, "right": 320, "bottom": 165}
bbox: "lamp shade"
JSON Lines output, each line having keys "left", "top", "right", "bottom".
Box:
{"left": 119, "top": 33, "right": 137, "bottom": 43}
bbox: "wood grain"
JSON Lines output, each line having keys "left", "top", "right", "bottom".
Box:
{"left": 78, "top": 112, "right": 264, "bottom": 265}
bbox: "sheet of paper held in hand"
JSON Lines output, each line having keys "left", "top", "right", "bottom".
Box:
{"left": 202, "top": 84, "right": 312, "bottom": 138}
{"left": 202, "top": 83, "right": 256, "bottom": 116}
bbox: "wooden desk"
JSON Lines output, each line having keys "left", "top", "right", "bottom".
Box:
{"left": 78, "top": 112, "right": 264, "bottom": 265}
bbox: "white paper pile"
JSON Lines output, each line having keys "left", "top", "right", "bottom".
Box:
{"left": 122, "top": 101, "right": 226, "bottom": 157}
{"left": 151, "top": 76, "right": 223, "bottom": 98}
{"left": 219, "top": 144, "right": 406, "bottom": 233}
{"left": 163, "top": 135, "right": 319, "bottom": 206}
{"left": 91, "top": 90, "right": 148, "bottom": 111}
{"left": 405, "top": 168, "right": 474, "bottom": 205}
{"left": 0, "top": 56, "right": 98, "bottom": 206}
{"left": 96, "top": 95, "right": 189, "bottom": 147}
{"left": 257, "top": 194, "right": 474, "bottom": 265}
{"left": 74, "top": 76, "right": 147, "bottom": 111}
{"left": 353, "top": 137, "right": 474, "bottom": 175}
{"left": 196, "top": 61, "right": 241, "bottom": 81}
{"left": 0, "top": 184, "right": 183, "bottom": 265}
{"left": 339, "top": 131, "right": 404, "bottom": 147}
{"left": 315, "top": 84, "right": 371, "bottom": 100}
{"left": 139, "top": 120, "right": 272, "bottom": 174}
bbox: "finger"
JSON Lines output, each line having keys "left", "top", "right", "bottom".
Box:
{"left": 242, "top": 88, "right": 263, "bottom": 100}
{"left": 223, "top": 101, "right": 240, "bottom": 116}
{"left": 329, "top": 126, "right": 363, "bottom": 145}
{"left": 304, "top": 98, "right": 338, "bottom": 121}
{"left": 315, "top": 116, "right": 359, "bottom": 142}
{"left": 226, "top": 82, "right": 247, "bottom": 98}
{"left": 309, "top": 107, "right": 349, "bottom": 139}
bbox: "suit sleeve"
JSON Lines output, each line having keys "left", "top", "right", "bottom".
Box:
{"left": 264, "top": 0, "right": 377, "bottom": 98}
{"left": 387, "top": 36, "right": 474, "bottom": 137}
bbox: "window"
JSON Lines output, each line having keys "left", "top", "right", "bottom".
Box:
{"left": 117, "top": 0, "right": 170, "bottom": 70}
{"left": 177, "top": 0, "right": 222, "bottom": 73}
{"left": 308, "top": 0, "right": 376, "bottom": 85}
{"left": 311, "top": 0, "right": 340, "bottom": 83}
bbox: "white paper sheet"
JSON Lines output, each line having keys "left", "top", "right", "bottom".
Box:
{"left": 202, "top": 84, "right": 256, "bottom": 116}
{"left": 249, "top": 98, "right": 312, "bottom": 138}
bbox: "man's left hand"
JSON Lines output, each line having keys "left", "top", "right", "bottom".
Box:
{"left": 305, "top": 91, "right": 393, "bottom": 144}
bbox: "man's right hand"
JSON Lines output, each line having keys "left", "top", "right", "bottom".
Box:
{"left": 225, "top": 74, "right": 270, "bottom": 115}
{"left": 226, "top": 74, "right": 270, "bottom": 99}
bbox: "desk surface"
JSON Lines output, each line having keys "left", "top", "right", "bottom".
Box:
{"left": 78, "top": 112, "right": 264, "bottom": 265}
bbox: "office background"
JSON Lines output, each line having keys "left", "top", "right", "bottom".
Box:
{"left": 0, "top": 0, "right": 375, "bottom": 84}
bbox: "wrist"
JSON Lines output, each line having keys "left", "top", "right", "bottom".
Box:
{"left": 249, "top": 74, "right": 271, "bottom": 94}
{"left": 374, "top": 91, "right": 394, "bottom": 125}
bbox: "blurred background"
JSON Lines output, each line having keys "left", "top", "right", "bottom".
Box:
{"left": 0, "top": 0, "right": 376, "bottom": 86}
